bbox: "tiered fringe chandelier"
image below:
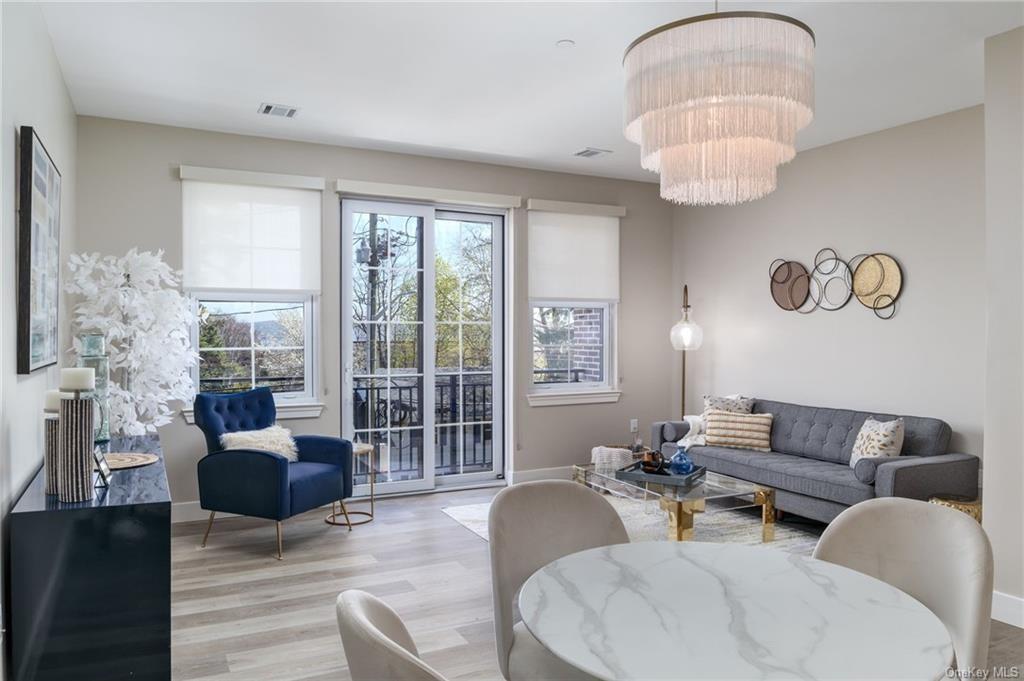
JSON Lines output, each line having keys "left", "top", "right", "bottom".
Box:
{"left": 624, "top": 11, "right": 815, "bottom": 205}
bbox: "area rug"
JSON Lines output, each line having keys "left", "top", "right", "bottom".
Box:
{"left": 442, "top": 495, "right": 822, "bottom": 555}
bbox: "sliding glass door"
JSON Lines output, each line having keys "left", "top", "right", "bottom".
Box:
{"left": 434, "top": 212, "right": 502, "bottom": 482}
{"left": 342, "top": 200, "right": 503, "bottom": 494}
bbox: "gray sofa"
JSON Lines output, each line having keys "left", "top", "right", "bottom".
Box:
{"left": 651, "top": 399, "right": 980, "bottom": 523}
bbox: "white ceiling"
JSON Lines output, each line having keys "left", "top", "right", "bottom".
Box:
{"left": 41, "top": 1, "right": 1023, "bottom": 183}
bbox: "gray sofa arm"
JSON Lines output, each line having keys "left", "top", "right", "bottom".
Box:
{"left": 650, "top": 421, "right": 690, "bottom": 452}
{"left": 874, "top": 453, "right": 980, "bottom": 501}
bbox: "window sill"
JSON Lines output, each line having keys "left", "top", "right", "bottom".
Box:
{"left": 527, "top": 390, "right": 621, "bottom": 407}
{"left": 181, "top": 401, "right": 326, "bottom": 425}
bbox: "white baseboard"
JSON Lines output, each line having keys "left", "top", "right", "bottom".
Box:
{"left": 992, "top": 590, "right": 1024, "bottom": 627}
{"left": 172, "top": 500, "right": 237, "bottom": 524}
{"left": 507, "top": 465, "right": 572, "bottom": 484}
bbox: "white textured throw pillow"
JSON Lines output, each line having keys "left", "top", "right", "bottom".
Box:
{"left": 703, "top": 395, "right": 755, "bottom": 415}
{"left": 849, "top": 418, "right": 905, "bottom": 468}
{"left": 220, "top": 425, "right": 299, "bottom": 462}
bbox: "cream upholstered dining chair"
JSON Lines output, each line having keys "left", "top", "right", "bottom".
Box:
{"left": 489, "top": 480, "right": 629, "bottom": 681}
{"left": 813, "top": 497, "right": 993, "bottom": 673}
{"left": 336, "top": 589, "right": 448, "bottom": 681}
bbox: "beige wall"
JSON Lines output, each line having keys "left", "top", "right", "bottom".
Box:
{"left": 983, "top": 27, "right": 1023, "bottom": 618}
{"left": 75, "top": 116, "right": 676, "bottom": 508}
{"left": 672, "top": 107, "right": 986, "bottom": 457}
{"left": 1, "top": 2, "right": 79, "bottom": 674}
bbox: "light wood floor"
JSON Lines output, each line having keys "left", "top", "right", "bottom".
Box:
{"left": 172, "top": 488, "right": 1023, "bottom": 680}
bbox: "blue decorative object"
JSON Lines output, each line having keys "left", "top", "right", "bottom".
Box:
{"left": 670, "top": 447, "right": 695, "bottom": 475}
{"left": 193, "top": 387, "right": 353, "bottom": 558}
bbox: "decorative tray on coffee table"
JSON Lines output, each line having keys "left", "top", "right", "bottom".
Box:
{"left": 614, "top": 461, "right": 707, "bottom": 491}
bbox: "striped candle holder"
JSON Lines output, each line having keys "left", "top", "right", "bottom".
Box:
{"left": 58, "top": 396, "right": 95, "bottom": 503}
{"left": 44, "top": 415, "right": 60, "bottom": 495}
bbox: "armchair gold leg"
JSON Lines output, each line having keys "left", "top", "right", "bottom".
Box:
{"left": 200, "top": 511, "right": 216, "bottom": 548}
{"left": 276, "top": 521, "right": 283, "bottom": 560}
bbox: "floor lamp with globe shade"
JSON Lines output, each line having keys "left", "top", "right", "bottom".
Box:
{"left": 670, "top": 285, "right": 703, "bottom": 418}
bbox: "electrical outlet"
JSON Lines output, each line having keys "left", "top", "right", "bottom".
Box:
{"left": 629, "top": 418, "right": 639, "bottom": 433}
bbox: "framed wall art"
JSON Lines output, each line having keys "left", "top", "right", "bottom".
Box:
{"left": 18, "top": 126, "right": 62, "bottom": 374}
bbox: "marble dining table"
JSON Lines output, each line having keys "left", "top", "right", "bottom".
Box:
{"left": 519, "top": 542, "right": 954, "bottom": 680}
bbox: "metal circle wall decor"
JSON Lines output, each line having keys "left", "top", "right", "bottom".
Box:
{"left": 808, "top": 247, "right": 853, "bottom": 311}
{"left": 770, "top": 259, "right": 810, "bottom": 311}
{"left": 872, "top": 294, "right": 897, "bottom": 320}
{"left": 852, "top": 253, "right": 903, "bottom": 311}
{"left": 769, "top": 248, "right": 902, "bottom": 320}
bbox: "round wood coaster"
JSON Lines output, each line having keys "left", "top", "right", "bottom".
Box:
{"left": 105, "top": 452, "right": 159, "bottom": 470}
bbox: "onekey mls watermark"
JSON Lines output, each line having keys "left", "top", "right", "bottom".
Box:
{"left": 947, "top": 667, "right": 1022, "bottom": 679}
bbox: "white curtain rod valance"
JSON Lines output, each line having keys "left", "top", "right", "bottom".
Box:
{"left": 526, "top": 198, "right": 626, "bottom": 218}
{"left": 179, "top": 165, "right": 325, "bottom": 191}
{"left": 335, "top": 179, "right": 521, "bottom": 209}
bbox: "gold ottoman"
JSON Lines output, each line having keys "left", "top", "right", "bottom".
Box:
{"left": 929, "top": 495, "right": 982, "bottom": 523}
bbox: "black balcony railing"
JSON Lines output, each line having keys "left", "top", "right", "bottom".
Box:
{"left": 352, "top": 377, "right": 493, "bottom": 479}
{"left": 532, "top": 368, "right": 587, "bottom": 384}
{"left": 201, "top": 375, "right": 493, "bottom": 478}
{"left": 199, "top": 375, "right": 304, "bottom": 394}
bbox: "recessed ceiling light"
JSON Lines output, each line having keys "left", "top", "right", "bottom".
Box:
{"left": 556, "top": 39, "right": 576, "bottom": 48}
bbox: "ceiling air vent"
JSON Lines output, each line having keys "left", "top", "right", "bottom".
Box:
{"left": 257, "top": 103, "right": 299, "bottom": 118}
{"left": 574, "top": 147, "right": 612, "bottom": 158}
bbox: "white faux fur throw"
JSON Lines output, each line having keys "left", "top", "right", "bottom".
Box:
{"left": 677, "top": 414, "right": 706, "bottom": 451}
{"left": 678, "top": 394, "right": 747, "bottom": 451}
{"left": 220, "top": 425, "right": 299, "bottom": 462}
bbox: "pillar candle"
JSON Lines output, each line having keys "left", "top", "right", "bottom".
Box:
{"left": 44, "top": 389, "right": 72, "bottom": 413}
{"left": 59, "top": 367, "right": 95, "bottom": 393}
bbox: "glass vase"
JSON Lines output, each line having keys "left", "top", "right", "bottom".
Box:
{"left": 670, "top": 447, "right": 695, "bottom": 475}
{"left": 78, "top": 333, "right": 110, "bottom": 444}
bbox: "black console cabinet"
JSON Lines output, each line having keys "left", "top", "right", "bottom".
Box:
{"left": 8, "top": 436, "right": 171, "bottom": 680}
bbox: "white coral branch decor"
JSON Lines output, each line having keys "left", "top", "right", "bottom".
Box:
{"left": 65, "top": 249, "right": 198, "bottom": 436}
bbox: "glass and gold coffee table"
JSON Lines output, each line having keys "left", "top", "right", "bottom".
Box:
{"left": 573, "top": 463, "right": 776, "bottom": 542}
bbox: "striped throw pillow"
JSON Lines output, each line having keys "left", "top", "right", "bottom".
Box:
{"left": 704, "top": 410, "right": 774, "bottom": 452}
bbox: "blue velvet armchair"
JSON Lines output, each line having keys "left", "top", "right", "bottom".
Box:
{"left": 193, "top": 387, "right": 353, "bottom": 559}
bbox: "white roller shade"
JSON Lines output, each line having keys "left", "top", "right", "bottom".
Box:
{"left": 528, "top": 211, "right": 620, "bottom": 301}
{"left": 182, "top": 180, "right": 322, "bottom": 293}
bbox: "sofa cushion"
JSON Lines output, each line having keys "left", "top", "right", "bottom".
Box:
{"left": 289, "top": 462, "right": 343, "bottom": 516}
{"left": 849, "top": 417, "right": 905, "bottom": 468}
{"left": 705, "top": 410, "right": 773, "bottom": 452}
{"left": 853, "top": 455, "right": 921, "bottom": 484}
{"left": 703, "top": 395, "right": 754, "bottom": 414}
{"left": 687, "top": 446, "right": 875, "bottom": 507}
{"left": 753, "top": 399, "right": 951, "bottom": 465}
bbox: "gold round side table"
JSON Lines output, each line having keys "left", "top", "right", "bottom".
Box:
{"left": 928, "top": 495, "right": 982, "bottom": 523}
{"left": 326, "top": 442, "right": 377, "bottom": 529}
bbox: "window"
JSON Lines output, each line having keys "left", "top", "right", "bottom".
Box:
{"left": 181, "top": 168, "right": 323, "bottom": 410}
{"left": 195, "top": 297, "right": 313, "bottom": 399}
{"left": 526, "top": 203, "right": 622, "bottom": 404}
{"left": 531, "top": 304, "right": 608, "bottom": 388}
